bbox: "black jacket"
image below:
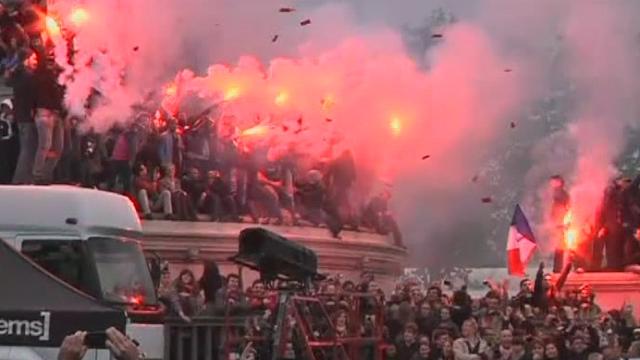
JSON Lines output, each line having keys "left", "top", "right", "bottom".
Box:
{"left": 625, "top": 238, "right": 640, "bottom": 266}
{"left": 396, "top": 341, "right": 419, "bottom": 360}
{"left": 33, "top": 60, "right": 64, "bottom": 112}
{"left": 533, "top": 262, "right": 570, "bottom": 311}
{"left": 6, "top": 66, "right": 36, "bottom": 123}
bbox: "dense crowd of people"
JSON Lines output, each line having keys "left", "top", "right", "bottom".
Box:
{"left": 155, "top": 259, "right": 640, "bottom": 360}
{"left": 0, "top": 0, "right": 403, "bottom": 244}
{"left": 3, "top": 3, "right": 640, "bottom": 359}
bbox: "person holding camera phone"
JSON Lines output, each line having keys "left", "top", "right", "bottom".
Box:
{"left": 57, "top": 327, "right": 143, "bottom": 360}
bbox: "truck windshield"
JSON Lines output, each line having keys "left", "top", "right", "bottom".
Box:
{"left": 88, "top": 237, "right": 158, "bottom": 306}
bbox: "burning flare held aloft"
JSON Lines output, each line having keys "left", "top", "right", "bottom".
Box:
{"left": 45, "top": 15, "right": 61, "bottom": 38}
{"left": 389, "top": 116, "right": 403, "bottom": 137}
{"left": 69, "top": 7, "right": 90, "bottom": 27}
{"left": 563, "top": 209, "right": 578, "bottom": 251}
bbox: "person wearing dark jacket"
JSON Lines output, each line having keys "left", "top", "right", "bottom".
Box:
{"left": 32, "top": 54, "right": 65, "bottom": 184}
{"left": 415, "top": 301, "right": 439, "bottom": 338}
{"left": 181, "top": 167, "right": 206, "bottom": 210}
{"left": 54, "top": 116, "right": 81, "bottom": 183}
{"left": 0, "top": 99, "right": 18, "bottom": 183}
{"left": 78, "top": 128, "right": 107, "bottom": 188}
{"left": 624, "top": 228, "right": 640, "bottom": 274}
{"left": 296, "top": 169, "right": 343, "bottom": 238}
{"left": 533, "top": 261, "right": 570, "bottom": 312}
{"left": 593, "top": 175, "right": 640, "bottom": 270}
{"left": 363, "top": 190, "right": 403, "bottom": 246}
{"left": 511, "top": 278, "right": 534, "bottom": 308}
{"left": 396, "top": 323, "right": 419, "bottom": 360}
{"left": 183, "top": 120, "right": 210, "bottom": 173}
{"left": 197, "top": 260, "right": 223, "bottom": 360}
{"left": 214, "top": 274, "right": 247, "bottom": 311}
{"left": 409, "top": 342, "right": 432, "bottom": 360}
{"left": 326, "top": 150, "right": 357, "bottom": 225}
{"left": 199, "top": 260, "right": 223, "bottom": 310}
{"left": 6, "top": 53, "right": 37, "bottom": 184}
{"left": 201, "top": 170, "right": 238, "bottom": 221}
{"left": 296, "top": 169, "right": 329, "bottom": 225}
{"left": 565, "top": 336, "right": 590, "bottom": 360}
{"left": 549, "top": 175, "right": 570, "bottom": 272}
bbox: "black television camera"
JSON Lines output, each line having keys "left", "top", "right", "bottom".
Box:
{"left": 229, "top": 227, "right": 324, "bottom": 289}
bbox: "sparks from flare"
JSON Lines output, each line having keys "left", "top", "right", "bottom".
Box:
{"left": 563, "top": 210, "right": 578, "bottom": 250}
{"left": 224, "top": 87, "right": 240, "bottom": 101}
{"left": 165, "top": 84, "right": 177, "bottom": 96}
{"left": 390, "top": 116, "right": 402, "bottom": 137}
{"left": 45, "top": 16, "right": 61, "bottom": 37}
{"left": 321, "top": 94, "right": 336, "bottom": 111}
{"left": 69, "top": 7, "right": 90, "bottom": 26}
{"left": 275, "top": 91, "right": 289, "bottom": 106}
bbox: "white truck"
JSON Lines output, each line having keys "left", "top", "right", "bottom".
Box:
{"left": 0, "top": 186, "right": 164, "bottom": 360}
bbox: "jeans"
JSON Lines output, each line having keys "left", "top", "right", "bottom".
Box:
{"left": 248, "top": 184, "right": 282, "bottom": 222}
{"left": 203, "top": 192, "right": 238, "bottom": 220}
{"left": 33, "top": 109, "right": 63, "bottom": 184}
{"left": 138, "top": 189, "right": 173, "bottom": 215}
{"left": 12, "top": 122, "right": 38, "bottom": 184}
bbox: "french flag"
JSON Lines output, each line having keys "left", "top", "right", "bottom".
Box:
{"left": 506, "top": 204, "right": 537, "bottom": 276}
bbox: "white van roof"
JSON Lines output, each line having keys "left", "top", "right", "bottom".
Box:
{"left": 0, "top": 186, "right": 142, "bottom": 236}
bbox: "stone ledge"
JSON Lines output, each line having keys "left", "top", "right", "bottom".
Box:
{"left": 140, "top": 221, "right": 408, "bottom": 290}
{"left": 558, "top": 272, "right": 640, "bottom": 312}
{"left": 142, "top": 220, "right": 394, "bottom": 245}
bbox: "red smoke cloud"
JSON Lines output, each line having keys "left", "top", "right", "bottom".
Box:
{"left": 552, "top": 1, "right": 640, "bottom": 245}
{"left": 155, "top": 25, "right": 523, "bottom": 194}
{"left": 48, "top": 0, "right": 524, "bottom": 187}
{"left": 46, "top": 0, "right": 532, "bottom": 258}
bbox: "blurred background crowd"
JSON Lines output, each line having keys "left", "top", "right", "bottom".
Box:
{"left": 157, "top": 260, "right": 640, "bottom": 360}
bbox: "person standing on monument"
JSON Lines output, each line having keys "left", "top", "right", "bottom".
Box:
{"left": 549, "top": 175, "right": 570, "bottom": 272}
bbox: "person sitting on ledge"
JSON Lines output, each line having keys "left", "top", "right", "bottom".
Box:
{"left": 134, "top": 164, "right": 173, "bottom": 220}
{"left": 362, "top": 189, "right": 404, "bottom": 247}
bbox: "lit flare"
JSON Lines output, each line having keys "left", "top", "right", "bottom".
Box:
{"left": 390, "top": 116, "right": 402, "bottom": 137}
{"left": 224, "top": 87, "right": 240, "bottom": 101}
{"left": 321, "top": 94, "right": 336, "bottom": 111}
{"left": 165, "top": 84, "right": 177, "bottom": 96}
{"left": 69, "top": 7, "right": 90, "bottom": 26}
{"left": 45, "top": 16, "right": 61, "bottom": 37}
{"left": 563, "top": 210, "right": 578, "bottom": 250}
{"left": 275, "top": 91, "right": 289, "bottom": 106}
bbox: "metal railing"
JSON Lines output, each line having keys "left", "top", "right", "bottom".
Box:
{"left": 164, "top": 315, "right": 252, "bottom": 360}
{"left": 163, "top": 292, "right": 386, "bottom": 360}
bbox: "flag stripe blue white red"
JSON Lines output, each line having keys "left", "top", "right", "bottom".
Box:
{"left": 506, "top": 204, "right": 537, "bottom": 276}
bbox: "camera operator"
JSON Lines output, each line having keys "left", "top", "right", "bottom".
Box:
{"left": 57, "top": 327, "right": 143, "bottom": 360}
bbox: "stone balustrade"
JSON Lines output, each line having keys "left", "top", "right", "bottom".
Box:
{"left": 141, "top": 221, "right": 408, "bottom": 290}
{"left": 557, "top": 271, "right": 640, "bottom": 313}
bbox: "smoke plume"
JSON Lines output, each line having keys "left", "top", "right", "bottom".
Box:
{"left": 45, "top": 0, "right": 640, "bottom": 267}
